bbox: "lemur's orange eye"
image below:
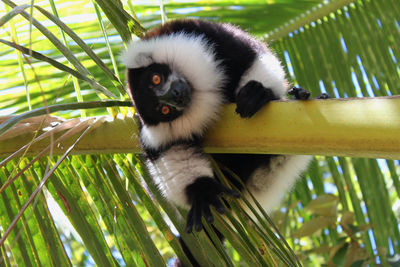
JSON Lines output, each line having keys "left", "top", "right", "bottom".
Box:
{"left": 161, "top": 105, "right": 170, "bottom": 115}
{"left": 152, "top": 74, "right": 161, "bottom": 85}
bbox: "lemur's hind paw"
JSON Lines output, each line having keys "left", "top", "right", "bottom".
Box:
{"left": 185, "top": 177, "right": 239, "bottom": 233}
{"left": 288, "top": 87, "right": 311, "bottom": 100}
{"left": 236, "top": 81, "right": 278, "bottom": 118}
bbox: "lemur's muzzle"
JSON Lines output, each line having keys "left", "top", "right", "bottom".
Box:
{"left": 159, "top": 80, "right": 191, "bottom": 110}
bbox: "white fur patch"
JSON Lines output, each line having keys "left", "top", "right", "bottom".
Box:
{"left": 146, "top": 145, "right": 213, "bottom": 208}
{"left": 236, "top": 52, "right": 288, "bottom": 98}
{"left": 244, "top": 155, "right": 312, "bottom": 213}
{"left": 122, "top": 34, "right": 226, "bottom": 148}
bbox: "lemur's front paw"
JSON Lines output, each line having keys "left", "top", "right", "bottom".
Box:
{"left": 288, "top": 87, "right": 311, "bottom": 100}
{"left": 235, "top": 81, "right": 278, "bottom": 118}
{"left": 185, "top": 177, "right": 239, "bottom": 233}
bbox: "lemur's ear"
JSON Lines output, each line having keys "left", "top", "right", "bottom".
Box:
{"left": 135, "top": 52, "right": 153, "bottom": 68}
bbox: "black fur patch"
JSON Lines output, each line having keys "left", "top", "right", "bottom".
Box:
{"left": 144, "top": 19, "right": 265, "bottom": 102}
{"left": 212, "top": 153, "right": 276, "bottom": 190}
{"left": 141, "top": 134, "right": 203, "bottom": 161}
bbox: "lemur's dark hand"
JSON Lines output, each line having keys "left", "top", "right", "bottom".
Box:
{"left": 236, "top": 81, "right": 278, "bottom": 118}
{"left": 185, "top": 177, "right": 239, "bottom": 233}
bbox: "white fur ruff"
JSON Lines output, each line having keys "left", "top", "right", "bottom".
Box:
{"left": 245, "top": 155, "right": 312, "bottom": 213}
{"left": 237, "top": 52, "right": 288, "bottom": 98}
{"left": 146, "top": 145, "right": 213, "bottom": 207}
{"left": 122, "top": 34, "right": 226, "bottom": 149}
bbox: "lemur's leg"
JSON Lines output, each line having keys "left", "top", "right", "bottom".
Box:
{"left": 145, "top": 144, "right": 238, "bottom": 233}
{"left": 213, "top": 153, "right": 312, "bottom": 215}
{"left": 235, "top": 81, "right": 279, "bottom": 118}
{"left": 243, "top": 155, "right": 312, "bottom": 214}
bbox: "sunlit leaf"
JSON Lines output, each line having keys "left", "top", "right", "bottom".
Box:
{"left": 331, "top": 242, "right": 349, "bottom": 266}
{"left": 305, "top": 194, "right": 339, "bottom": 217}
{"left": 292, "top": 217, "right": 336, "bottom": 238}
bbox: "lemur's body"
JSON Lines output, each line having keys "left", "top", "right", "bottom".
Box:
{"left": 122, "top": 19, "right": 312, "bottom": 234}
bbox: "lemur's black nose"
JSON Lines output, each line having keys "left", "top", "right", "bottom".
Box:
{"left": 159, "top": 80, "right": 191, "bottom": 109}
{"left": 171, "top": 80, "right": 190, "bottom": 101}
{"left": 171, "top": 86, "right": 182, "bottom": 98}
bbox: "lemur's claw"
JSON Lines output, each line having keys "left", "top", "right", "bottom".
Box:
{"left": 289, "top": 87, "right": 331, "bottom": 100}
{"left": 316, "top": 93, "right": 330, "bottom": 99}
{"left": 185, "top": 177, "right": 239, "bottom": 233}
{"left": 288, "top": 87, "right": 311, "bottom": 100}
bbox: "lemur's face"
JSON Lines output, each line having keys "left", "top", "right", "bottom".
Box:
{"left": 127, "top": 63, "right": 192, "bottom": 125}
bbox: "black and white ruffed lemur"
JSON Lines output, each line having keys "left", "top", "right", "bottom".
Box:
{"left": 122, "top": 18, "right": 318, "bottom": 253}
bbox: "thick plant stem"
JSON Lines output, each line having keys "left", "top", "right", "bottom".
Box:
{"left": 1, "top": 97, "right": 400, "bottom": 159}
